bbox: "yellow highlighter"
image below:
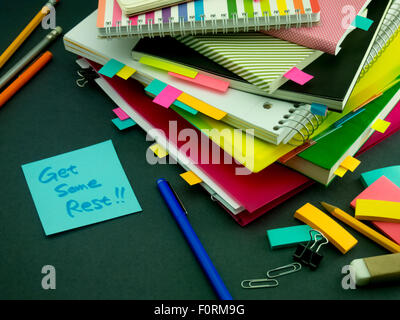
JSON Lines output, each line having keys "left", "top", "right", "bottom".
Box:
{"left": 320, "top": 202, "right": 400, "bottom": 253}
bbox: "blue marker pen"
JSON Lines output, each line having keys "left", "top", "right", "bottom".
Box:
{"left": 157, "top": 178, "right": 233, "bottom": 300}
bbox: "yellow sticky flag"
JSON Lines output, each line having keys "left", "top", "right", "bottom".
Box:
{"left": 139, "top": 56, "right": 198, "bottom": 79}
{"left": 334, "top": 166, "right": 348, "bottom": 178}
{"left": 149, "top": 143, "right": 168, "bottom": 158}
{"left": 176, "top": 93, "right": 227, "bottom": 120}
{"left": 340, "top": 156, "right": 361, "bottom": 172}
{"left": 180, "top": 171, "right": 202, "bottom": 186}
{"left": 355, "top": 199, "right": 400, "bottom": 223}
{"left": 116, "top": 65, "right": 136, "bottom": 80}
{"left": 372, "top": 119, "right": 391, "bottom": 133}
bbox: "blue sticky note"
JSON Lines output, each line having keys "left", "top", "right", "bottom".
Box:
{"left": 21, "top": 140, "right": 142, "bottom": 235}
{"left": 99, "top": 59, "right": 125, "bottom": 78}
{"left": 361, "top": 166, "right": 400, "bottom": 188}
{"left": 173, "top": 100, "right": 198, "bottom": 115}
{"left": 267, "top": 225, "right": 312, "bottom": 249}
{"left": 112, "top": 117, "right": 136, "bottom": 130}
{"left": 311, "top": 103, "right": 328, "bottom": 116}
{"left": 144, "top": 79, "right": 168, "bottom": 95}
{"left": 351, "top": 15, "right": 374, "bottom": 31}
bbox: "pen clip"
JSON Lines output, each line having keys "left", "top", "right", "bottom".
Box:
{"left": 167, "top": 181, "right": 188, "bottom": 215}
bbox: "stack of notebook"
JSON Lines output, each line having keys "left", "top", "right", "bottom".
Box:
{"left": 63, "top": 0, "right": 400, "bottom": 226}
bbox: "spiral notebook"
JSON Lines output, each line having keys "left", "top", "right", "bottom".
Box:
{"left": 117, "top": 0, "right": 193, "bottom": 16}
{"left": 97, "top": 0, "right": 321, "bottom": 38}
{"left": 360, "top": 0, "right": 400, "bottom": 76}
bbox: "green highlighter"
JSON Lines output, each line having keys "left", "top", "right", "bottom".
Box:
{"left": 267, "top": 225, "right": 313, "bottom": 250}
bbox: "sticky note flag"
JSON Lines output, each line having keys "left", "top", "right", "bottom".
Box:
{"left": 334, "top": 166, "right": 348, "bottom": 178}
{"left": 283, "top": 67, "right": 314, "bottom": 85}
{"left": 116, "top": 65, "right": 136, "bottom": 80}
{"left": 149, "top": 143, "right": 169, "bottom": 159}
{"left": 172, "top": 101, "right": 198, "bottom": 115}
{"left": 340, "top": 156, "right": 361, "bottom": 172}
{"left": 356, "top": 199, "right": 400, "bottom": 223}
{"left": 99, "top": 59, "right": 125, "bottom": 78}
{"left": 168, "top": 72, "right": 230, "bottom": 93}
{"left": 113, "top": 108, "right": 130, "bottom": 121}
{"left": 294, "top": 203, "right": 358, "bottom": 254}
{"left": 177, "top": 93, "right": 227, "bottom": 120}
{"left": 145, "top": 79, "right": 168, "bottom": 95}
{"left": 112, "top": 117, "right": 136, "bottom": 130}
{"left": 372, "top": 119, "right": 391, "bottom": 133}
{"left": 153, "top": 85, "right": 183, "bottom": 108}
{"left": 267, "top": 225, "right": 313, "bottom": 249}
{"left": 361, "top": 165, "right": 400, "bottom": 188}
{"left": 21, "top": 140, "right": 142, "bottom": 235}
{"left": 311, "top": 103, "right": 328, "bottom": 116}
{"left": 139, "top": 56, "right": 198, "bottom": 78}
{"left": 180, "top": 171, "right": 202, "bottom": 186}
{"left": 351, "top": 15, "right": 374, "bottom": 31}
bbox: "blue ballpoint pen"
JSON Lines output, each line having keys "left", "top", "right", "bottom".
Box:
{"left": 157, "top": 178, "right": 233, "bottom": 300}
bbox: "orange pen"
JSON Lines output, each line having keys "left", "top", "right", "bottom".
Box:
{"left": 0, "top": 51, "right": 52, "bottom": 108}
{"left": 0, "top": 0, "right": 59, "bottom": 69}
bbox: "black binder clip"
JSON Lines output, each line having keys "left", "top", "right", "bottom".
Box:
{"left": 76, "top": 67, "right": 99, "bottom": 88}
{"left": 293, "top": 229, "right": 329, "bottom": 270}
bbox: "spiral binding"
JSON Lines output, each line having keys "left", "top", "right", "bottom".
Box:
{"left": 273, "top": 103, "right": 326, "bottom": 146}
{"left": 102, "top": 9, "right": 315, "bottom": 38}
{"left": 360, "top": 3, "right": 400, "bottom": 78}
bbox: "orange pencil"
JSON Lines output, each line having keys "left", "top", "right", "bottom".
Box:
{"left": 0, "top": 0, "right": 59, "bottom": 69}
{"left": 0, "top": 51, "right": 52, "bottom": 108}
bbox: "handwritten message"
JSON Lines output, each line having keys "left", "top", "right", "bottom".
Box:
{"left": 22, "top": 140, "right": 142, "bottom": 235}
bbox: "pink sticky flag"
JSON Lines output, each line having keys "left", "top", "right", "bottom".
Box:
{"left": 284, "top": 67, "right": 314, "bottom": 85}
{"left": 113, "top": 107, "right": 130, "bottom": 121}
{"left": 168, "top": 72, "right": 230, "bottom": 93}
{"left": 153, "top": 85, "right": 183, "bottom": 108}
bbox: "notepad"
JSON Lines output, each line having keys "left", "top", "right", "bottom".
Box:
{"left": 355, "top": 199, "right": 400, "bottom": 223}
{"left": 351, "top": 176, "right": 400, "bottom": 245}
{"left": 361, "top": 165, "right": 400, "bottom": 188}
{"left": 21, "top": 140, "right": 142, "bottom": 235}
{"left": 294, "top": 203, "right": 358, "bottom": 254}
{"left": 97, "top": 0, "right": 321, "bottom": 38}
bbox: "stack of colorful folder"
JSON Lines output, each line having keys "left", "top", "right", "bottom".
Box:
{"left": 63, "top": 0, "right": 400, "bottom": 226}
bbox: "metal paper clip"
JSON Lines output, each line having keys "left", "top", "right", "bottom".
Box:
{"left": 266, "top": 263, "right": 302, "bottom": 278}
{"left": 241, "top": 278, "right": 279, "bottom": 289}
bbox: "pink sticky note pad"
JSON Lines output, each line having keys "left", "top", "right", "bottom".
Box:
{"left": 169, "top": 72, "right": 230, "bottom": 93}
{"left": 153, "top": 85, "right": 182, "bottom": 108}
{"left": 350, "top": 176, "right": 400, "bottom": 245}
{"left": 284, "top": 67, "right": 314, "bottom": 85}
{"left": 113, "top": 108, "right": 130, "bottom": 121}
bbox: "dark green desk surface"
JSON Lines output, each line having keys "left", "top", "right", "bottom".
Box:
{"left": 0, "top": 0, "right": 399, "bottom": 300}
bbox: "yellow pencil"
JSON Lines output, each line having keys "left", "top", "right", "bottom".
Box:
{"left": 320, "top": 202, "right": 400, "bottom": 253}
{"left": 0, "top": 0, "right": 59, "bottom": 69}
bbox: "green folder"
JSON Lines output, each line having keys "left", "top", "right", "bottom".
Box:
{"left": 285, "top": 80, "right": 400, "bottom": 185}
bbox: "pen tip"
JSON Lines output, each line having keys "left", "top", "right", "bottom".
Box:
{"left": 320, "top": 201, "right": 337, "bottom": 213}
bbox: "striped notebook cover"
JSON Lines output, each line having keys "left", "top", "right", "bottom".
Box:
{"left": 97, "top": 0, "right": 321, "bottom": 38}
{"left": 178, "top": 33, "right": 323, "bottom": 93}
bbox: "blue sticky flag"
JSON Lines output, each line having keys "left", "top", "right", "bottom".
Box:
{"left": 173, "top": 100, "right": 198, "bottom": 115}
{"left": 21, "top": 140, "right": 142, "bottom": 235}
{"left": 144, "top": 79, "right": 168, "bottom": 95}
{"left": 99, "top": 59, "right": 125, "bottom": 78}
{"left": 311, "top": 103, "right": 328, "bottom": 116}
{"left": 112, "top": 117, "right": 136, "bottom": 130}
{"left": 351, "top": 15, "right": 374, "bottom": 31}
